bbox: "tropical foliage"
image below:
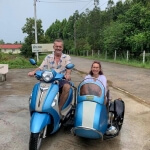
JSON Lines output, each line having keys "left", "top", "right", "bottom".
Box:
{"left": 20, "top": 0, "right": 150, "bottom": 61}
{"left": 20, "top": 18, "right": 50, "bottom": 57}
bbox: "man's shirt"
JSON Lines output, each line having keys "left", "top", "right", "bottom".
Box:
{"left": 39, "top": 53, "right": 71, "bottom": 74}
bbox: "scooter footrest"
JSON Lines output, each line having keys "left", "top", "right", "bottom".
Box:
{"left": 63, "top": 118, "right": 74, "bottom": 127}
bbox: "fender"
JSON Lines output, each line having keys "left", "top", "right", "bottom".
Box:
{"left": 30, "top": 112, "right": 51, "bottom": 133}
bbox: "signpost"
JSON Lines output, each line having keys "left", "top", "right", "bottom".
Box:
{"left": 0, "top": 64, "right": 8, "bottom": 81}
{"left": 31, "top": 44, "right": 54, "bottom": 53}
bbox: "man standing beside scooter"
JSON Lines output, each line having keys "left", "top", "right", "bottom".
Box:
{"left": 28, "top": 39, "right": 72, "bottom": 116}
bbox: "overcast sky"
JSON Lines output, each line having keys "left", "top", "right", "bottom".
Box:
{"left": 0, "top": 0, "right": 122, "bottom": 43}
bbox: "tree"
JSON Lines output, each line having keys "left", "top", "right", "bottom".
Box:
{"left": 103, "top": 21, "right": 125, "bottom": 57}
{"left": 118, "top": 2, "right": 150, "bottom": 56}
{"left": 42, "top": 0, "right": 150, "bottom": 59}
{"left": 21, "top": 18, "right": 50, "bottom": 57}
{"left": 0, "top": 39, "right": 5, "bottom": 44}
{"left": 86, "top": 7, "right": 102, "bottom": 50}
{"left": 45, "top": 19, "right": 67, "bottom": 42}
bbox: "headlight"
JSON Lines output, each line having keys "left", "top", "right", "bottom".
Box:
{"left": 42, "top": 71, "right": 53, "bottom": 82}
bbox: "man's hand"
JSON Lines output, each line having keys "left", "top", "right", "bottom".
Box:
{"left": 64, "top": 74, "right": 71, "bottom": 81}
{"left": 28, "top": 71, "right": 35, "bottom": 77}
{"left": 28, "top": 68, "right": 40, "bottom": 77}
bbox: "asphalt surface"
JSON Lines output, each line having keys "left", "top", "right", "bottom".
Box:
{"left": 71, "top": 56, "right": 150, "bottom": 106}
{"left": 0, "top": 56, "right": 150, "bottom": 150}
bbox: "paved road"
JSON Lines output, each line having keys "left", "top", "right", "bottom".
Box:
{"left": 0, "top": 58, "right": 150, "bottom": 150}
{"left": 71, "top": 56, "right": 150, "bottom": 106}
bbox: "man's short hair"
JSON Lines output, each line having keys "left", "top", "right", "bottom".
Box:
{"left": 54, "top": 39, "right": 64, "bottom": 46}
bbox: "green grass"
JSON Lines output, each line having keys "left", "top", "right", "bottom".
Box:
{"left": 0, "top": 53, "right": 38, "bottom": 69}
{"left": 77, "top": 55, "right": 150, "bottom": 69}
{"left": 0, "top": 52, "right": 150, "bottom": 69}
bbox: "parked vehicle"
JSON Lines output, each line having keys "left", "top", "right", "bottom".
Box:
{"left": 71, "top": 78, "right": 125, "bottom": 140}
{"left": 28, "top": 59, "right": 76, "bottom": 150}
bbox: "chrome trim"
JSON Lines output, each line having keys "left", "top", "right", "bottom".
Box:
{"left": 35, "top": 83, "right": 51, "bottom": 111}
{"left": 38, "top": 87, "right": 48, "bottom": 107}
{"left": 106, "top": 126, "right": 118, "bottom": 135}
{"left": 71, "top": 126, "right": 103, "bottom": 140}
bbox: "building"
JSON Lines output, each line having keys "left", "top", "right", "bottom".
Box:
{"left": 0, "top": 44, "right": 22, "bottom": 54}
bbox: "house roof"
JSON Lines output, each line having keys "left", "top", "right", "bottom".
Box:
{"left": 0, "top": 44, "right": 22, "bottom": 49}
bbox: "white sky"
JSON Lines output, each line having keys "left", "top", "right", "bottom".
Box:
{"left": 0, "top": 0, "right": 122, "bottom": 43}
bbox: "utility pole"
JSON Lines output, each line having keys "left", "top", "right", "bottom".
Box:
{"left": 74, "top": 14, "right": 77, "bottom": 55}
{"left": 74, "top": 22, "right": 76, "bottom": 50}
{"left": 34, "top": 0, "right": 39, "bottom": 62}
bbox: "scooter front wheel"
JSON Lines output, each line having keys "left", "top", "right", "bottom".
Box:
{"left": 29, "top": 132, "right": 43, "bottom": 150}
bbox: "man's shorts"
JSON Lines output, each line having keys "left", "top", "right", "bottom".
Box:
{"left": 59, "top": 80, "right": 70, "bottom": 89}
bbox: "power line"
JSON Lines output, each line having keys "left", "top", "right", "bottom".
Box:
{"left": 37, "top": 0, "right": 90, "bottom": 3}
{"left": 78, "top": 0, "right": 93, "bottom": 12}
{"left": 37, "top": 0, "right": 95, "bottom": 14}
{"left": 99, "top": 1, "right": 108, "bottom": 8}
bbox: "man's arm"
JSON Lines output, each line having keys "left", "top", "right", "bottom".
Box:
{"left": 28, "top": 68, "right": 41, "bottom": 77}
{"left": 28, "top": 55, "right": 48, "bottom": 77}
{"left": 65, "top": 69, "right": 71, "bottom": 80}
{"left": 64, "top": 54, "right": 72, "bottom": 80}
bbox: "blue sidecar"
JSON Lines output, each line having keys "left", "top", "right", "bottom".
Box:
{"left": 72, "top": 78, "right": 125, "bottom": 140}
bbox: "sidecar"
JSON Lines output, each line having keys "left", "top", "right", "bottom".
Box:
{"left": 72, "top": 78, "right": 125, "bottom": 140}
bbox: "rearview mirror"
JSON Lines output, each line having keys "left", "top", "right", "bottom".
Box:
{"left": 29, "top": 59, "right": 36, "bottom": 65}
{"left": 66, "top": 63, "right": 75, "bottom": 69}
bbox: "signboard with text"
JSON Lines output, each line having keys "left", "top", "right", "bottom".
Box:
{"left": 0, "top": 64, "right": 8, "bottom": 74}
{"left": 32, "top": 44, "right": 54, "bottom": 52}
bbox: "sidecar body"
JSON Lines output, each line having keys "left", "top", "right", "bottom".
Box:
{"left": 72, "top": 78, "right": 125, "bottom": 140}
{"left": 72, "top": 79, "right": 108, "bottom": 139}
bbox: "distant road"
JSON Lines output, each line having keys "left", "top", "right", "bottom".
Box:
{"left": 71, "top": 56, "right": 150, "bottom": 106}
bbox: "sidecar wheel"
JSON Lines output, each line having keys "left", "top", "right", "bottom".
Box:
{"left": 29, "top": 132, "right": 43, "bottom": 150}
{"left": 119, "top": 125, "right": 122, "bottom": 131}
{"left": 118, "top": 117, "right": 124, "bottom": 131}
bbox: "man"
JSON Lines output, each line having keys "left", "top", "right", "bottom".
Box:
{"left": 28, "top": 39, "right": 72, "bottom": 114}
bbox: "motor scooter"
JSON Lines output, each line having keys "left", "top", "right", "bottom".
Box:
{"left": 28, "top": 59, "right": 76, "bottom": 150}
{"left": 71, "top": 78, "right": 125, "bottom": 140}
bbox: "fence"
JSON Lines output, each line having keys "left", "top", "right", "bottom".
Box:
{"left": 67, "top": 50, "right": 149, "bottom": 64}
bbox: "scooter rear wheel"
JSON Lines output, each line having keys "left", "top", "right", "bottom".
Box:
{"left": 29, "top": 132, "right": 43, "bottom": 150}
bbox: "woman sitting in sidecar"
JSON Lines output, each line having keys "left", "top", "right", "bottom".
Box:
{"left": 72, "top": 79, "right": 108, "bottom": 139}
{"left": 71, "top": 61, "right": 125, "bottom": 140}
{"left": 83, "top": 61, "right": 109, "bottom": 104}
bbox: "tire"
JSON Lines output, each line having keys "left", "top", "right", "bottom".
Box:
{"left": 29, "top": 132, "right": 43, "bottom": 150}
{"left": 118, "top": 115, "right": 124, "bottom": 131}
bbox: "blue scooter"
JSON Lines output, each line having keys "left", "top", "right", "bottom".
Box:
{"left": 28, "top": 59, "right": 76, "bottom": 150}
{"left": 72, "top": 78, "right": 125, "bottom": 140}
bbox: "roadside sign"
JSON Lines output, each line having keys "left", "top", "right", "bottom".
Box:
{"left": 31, "top": 44, "right": 54, "bottom": 52}
{"left": 0, "top": 64, "right": 8, "bottom": 74}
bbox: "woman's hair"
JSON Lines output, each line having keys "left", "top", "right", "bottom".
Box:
{"left": 89, "top": 61, "right": 103, "bottom": 76}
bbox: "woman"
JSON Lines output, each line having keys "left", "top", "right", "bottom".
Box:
{"left": 85, "top": 61, "right": 107, "bottom": 92}
{"left": 80, "top": 61, "right": 110, "bottom": 104}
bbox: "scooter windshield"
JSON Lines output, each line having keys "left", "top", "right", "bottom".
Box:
{"left": 80, "top": 78, "right": 103, "bottom": 97}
